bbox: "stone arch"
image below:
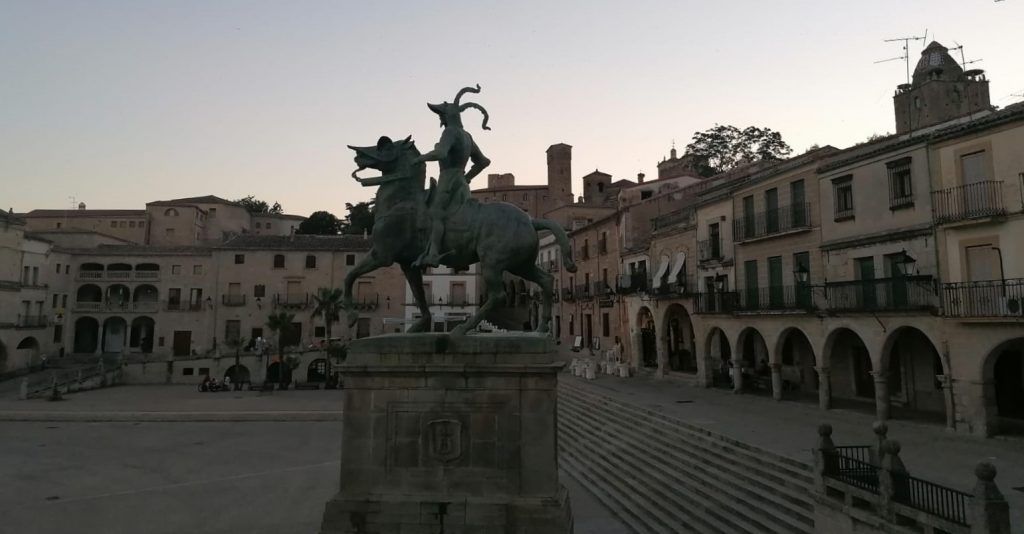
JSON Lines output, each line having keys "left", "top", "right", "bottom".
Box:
{"left": 164, "top": 208, "right": 179, "bottom": 217}
{"left": 106, "top": 284, "right": 131, "bottom": 308}
{"left": 307, "top": 358, "right": 329, "bottom": 382}
{"left": 636, "top": 306, "right": 657, "bottom": 369}
{"left": 132, "top": 284, "right": 159, "bottom": 304}
{"left": 16, "top": 337, "right": 41, "bottom": 367}
{"left": 662, "top": 303, "right": 696, "bottom": 373}
{"left": 101, "top": 316, "right": 128, "bottom": 353}
{"left": 775, "top": 327, "right": 818, "bottom": 395}
{"left": 79, "top": 262, "right": 104, "bottom": 276}
{"left": 76, "top": 284, "right": 103, "bottom": 303}
{"left": 981, "top": 337, "right": 1024, "bottom": 435}
{"left": 129, "top": 316, "right": 155, "bottom": 353}
{"left": 879, "top": 326, "right": 946, "bottom": 418}
{"left": 736, "top": 327, "right": 770, "bottom": 370}
{"left": 266, "top": 361, "right": 292, "bottom": 385}
{"left": 824, "top": 327, "right": 874, "bottom": 403}
{"left": 705, "top": 326, "right": 733, "bottom": 386}
{"left": 73, "top": 317, "right": 100, "bottom": 353}
{"left": 225, "top": 364, "right": 251, "bottom": 384}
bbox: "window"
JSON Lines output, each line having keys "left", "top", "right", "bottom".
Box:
{"left": 129, "top": 221, "right": 136, "bottom": 228}
{"left": 165, "top": 228, "right": 175, "bottom": 237}
{"left": 55, "top": 263, "right": 61, "bottom": 274}
{"left": 744, "top": 259, "right": 759, "bottom": 308}
{"left": 225, "top": 320, "right": 241, "bottom": 344}
{"left": 602, "top": 313, "right": 610, "bottom": 337}
{"left": 764, "top": 188, "right": 779, "bottom": 234}
{"left": 52, "top": 294, "right": 59, "bottom": 308}
{"left": 53, "top": 324, "right": 63, "bottom": 343}
{"left": 254, "top": 222, "right": 261, "bottom": 229}
{"left": 346, "top": 254, "right": 356, "bottom": 266}
{"left": 199, "top": 367, "right": 210, "bottom": 376}
{"left": 251, "top": 327, "right": 263, "bottom": 340}
{"left": 273, "top": 254, "right": 285, "bottom": 268}
{"left": 569, "top": 314, "right": 575, "bottom": 336}
{"left": 791, "top": 180, "right": 806, "bottom": 227}
{"left": 961, "top": 151, "right": 987, "bottom": 184}
{"left": 65, "top": 265, "right": 69, "bottom": 274}
{"left": 742, "top": 195, "right": 755, "bottom": 239}
{"left": 887, "top": 157, "right": 913, "bottom": 209}
{"left": 502, "top": 194, "right": 508, "bottom": 201}
{"left": 523, "top": 193, "right": 528, "bottom": 201}
{"left": 234, "top": 254, "right": 245, "bottom": 265}
{"left": 183, "top": 368, "right": 194, "bottom": 376}
{"left": 193, "top": 265, "right": 202, "bottom": 275}
{"left": 833, "top": 176, "right": 854, "bottom": 220}
{"left": 119, "top": 221, "right": 127, "bottom": 228}
{"left": 171, "top": 265, "right": 181, "bottom": 275}
{"left": 266, "top": 223, "right": 272, "bottom": 230}
{"left": 110, "top": 221, "right": 117, "bottom": 228}
{"left": 165, "top": 208, "right": 179, "bottom": 217}
{"left": 315, "top": 326, "right": 326, "bottom": 338}
{"left": 139, "top": 221, "right": 145, "bottom": 228}
{"left": 32, "top": 267, "right": 39, "bottom": 285}
{"left": 56, "top": 222, "right": 62, "bottom": 229}
{"left": 168, "top": 288, "right": 182, "bottom": 306}
{"left": 641, "top": 190, "right": 653, "bottom": 200}
{"left": 305, "top": 255, "right": 317, "bottom": 269}
{"left": 208, "top": 208, "right": 217, "bottom": 218}
{"left": 254, "top": 284, "right": 266, "bottom": 298}
{"left": 62, "top": 294, "right": 67, "bottom": 308}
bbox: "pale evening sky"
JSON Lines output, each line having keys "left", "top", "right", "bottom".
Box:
{"left": 2, "top": 0, "right": 1022, "bottom": 216}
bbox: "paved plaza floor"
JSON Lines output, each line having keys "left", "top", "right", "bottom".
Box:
{"left": 0, "top": 386, "right": 627, "bottom": 534}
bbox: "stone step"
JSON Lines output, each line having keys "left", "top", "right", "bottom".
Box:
{"left": 560, "top": 416, "right": 769, "bottom": 534}
{"left": 559, "top": 379, "right": 813, "bottom": 486}
{"left": 560, "top": 440, "right": 721, "bottom": 534}
{"left": 559, "top": 395, "right": 813, "bottom": 533}
{"left": 558, "top": 389, "right": 814, "bottom": 518}
{"left": 559, "top": 453, "right": 647, "bottom": 534}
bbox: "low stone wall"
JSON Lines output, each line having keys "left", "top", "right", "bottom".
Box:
{"left": 121, "top": 351, "right": 331, "bottom": 386}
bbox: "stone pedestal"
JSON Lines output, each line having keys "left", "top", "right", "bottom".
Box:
{"left": 319, "top": 333, "right": 573, "bottom": 534}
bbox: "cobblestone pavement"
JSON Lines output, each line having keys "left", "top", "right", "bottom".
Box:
{"left": 565, "top": 370, "right": 1024, "bottom": 528}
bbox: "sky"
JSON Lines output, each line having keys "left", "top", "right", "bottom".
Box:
{"left": 2, "top": 0, "right": 1023, "bottom": 216}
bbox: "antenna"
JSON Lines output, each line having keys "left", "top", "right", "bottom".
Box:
{"left": 950, "top": 41, "right": 982, "bottom": 70}
{"left": 881, "top": 34, "right": 926, "bottom": 84}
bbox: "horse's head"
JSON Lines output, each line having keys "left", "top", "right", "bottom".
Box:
{"left": 348, "top": 135, "right": 422, "bottom": 186}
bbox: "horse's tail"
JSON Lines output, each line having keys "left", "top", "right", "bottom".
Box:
{"left": 532, "top": 218, "right": 577, "bottom": 273}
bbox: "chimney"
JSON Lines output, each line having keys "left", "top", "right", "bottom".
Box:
{"left": 637, "top": 172, "right": 645, "bottom": 184}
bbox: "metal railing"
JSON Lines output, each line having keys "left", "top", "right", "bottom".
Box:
{"left": 651, "top": 276, "right": 694, "bottom": 299}
{"left": 697, "top": 237, "right": 723, "bottom": 262}
{"left": 932, "top": 180, "right": 1005, "bottom": 224}
{"left": 616, "top": 273, "right": 648, "bottom": 295}
{"left": 734, "top": 203, "right": 811, "bottom": 242}
{"left": 222, "top": 294, "right": 246, "bottom": 306}
{"left": 165, "top": 301, "right": 203, "bottom": 311}
{"left": 942, "top": 278, "right": 1024, "bottom": 318}
{"left": 825, "top": 276, "right": 937, "bottom": 312}
{"left": 353, "top": 294, "right": 379, "bottom": 311}
{"left": 592, "top": 281, "right": 614, "bottom": 297}
{"left": 892, "top": 472, "right": 970, "bottom": 526}
{"left": 545, "top": 259, "right": 559, "bottom": 273}
{"left": 575, "top": 283, "right": 593, "bottom": 300}
{"left": 561, "top": 287, "right": 575, "bottom": 301}
{"left": 652, "top": 208, "right": 695, "bottom": 231}
{"left": 822, "top": 449, "right": 879, "bottom": 494}
{"left": 16, "top": 315, "right": 48, "bottom": 328}
{"left": 694, "top": 292, "right": 739, "bottom": 314}
{"left": 274, "top": 293, "right": 309, "bottom": 309}
{"left": 734, "top": 285, "right": 814, "bottom": 311}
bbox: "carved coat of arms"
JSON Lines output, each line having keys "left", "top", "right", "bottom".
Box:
{"left": 426, "top": 419, "right": 462, "bottom": 463}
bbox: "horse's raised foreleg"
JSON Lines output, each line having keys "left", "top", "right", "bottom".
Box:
{"left": 400, "top": 262, "right": 432, "bottom": 333}
{"left": 343, "top": 250, "right": 390, "bottom": 327}
{"left": 510, "top": 264, "right": 554, "bottom": 333}
{"left": 451, "top": 262, "right": 506, "bottom": 336}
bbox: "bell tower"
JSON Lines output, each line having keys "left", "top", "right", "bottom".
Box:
{"left": 893, "top": 41, "right": 991, "bottom": 134}
{"left": 546, "top": 143, "right": 573, "bottom": 205}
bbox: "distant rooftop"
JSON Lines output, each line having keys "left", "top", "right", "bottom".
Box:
{"left": 147, "top": 195, "right": 240, "bottom": 207}
{"left": 220, "top": 234, "right": 371, "bottom": 251}
{"left": 22, "top": 209, "right": 146, "bottom": 218}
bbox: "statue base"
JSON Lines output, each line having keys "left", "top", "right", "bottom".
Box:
{"left": 319, "top": 333, "right": 573, "bottom": 534}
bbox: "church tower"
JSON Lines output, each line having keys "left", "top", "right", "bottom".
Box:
{"left": 546, "top": 143, "right": 573, "bottom": 205}
{"left": 893, "top": 41, "right": 991, "bottom": 134}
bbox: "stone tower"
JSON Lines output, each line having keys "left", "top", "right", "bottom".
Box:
{"left": 546, "top": 143, "right": 573, "bottom": 204}
{"left": 893, "top": 41, "right": 991, "bottom": 134}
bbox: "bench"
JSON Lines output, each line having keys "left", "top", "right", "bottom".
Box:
{"left": 294, "top": 382, "right": 321, "bottom": 391}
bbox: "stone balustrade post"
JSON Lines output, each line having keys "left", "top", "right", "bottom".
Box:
{"left": 731, "top": 358, "right": 743, "bottom": 394}
{"left": 872, "top": 370, "right": 890, "bottom": 421}
{"left": 872, "top": 421, "right": 888, "bottom": 466}
{"left": 813, "top": 423, "right": 835, "bottom": 493}
{"left": 816, "top": 366, "right": 831, "bottom": 410}
{"left": 770, "top": 363, "right": 783, "bottom": 401}
{"left": 878, "top": 440, "right": 908, "bottom": 519}
{"left": 970, "top": 462, "right": 1011, "bottom": 534}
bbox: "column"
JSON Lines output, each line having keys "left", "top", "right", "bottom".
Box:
{"left": 656, "top": 334, "right": 668, "bottom": 378}
{"left": 731, "top": 358, "right": 743, "bottom": 393}
{"left": 770, "top": 363, "right": 783, "bottom": 401}
{"left": 938, "top": 374, "right": 957, "bottom": 432}
{"left": 816, "top": 366, "right": 831, "bottom": 410}
{"left": 872, "top": 370, "right": 890, "bottom": 421}
{"left": 630, "top": 330, "right": 642, "bottom": 373}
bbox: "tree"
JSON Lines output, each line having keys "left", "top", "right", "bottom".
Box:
{"left": 684, "top": 125, "right": 793, "bottom": 177}
{"left": 312, "top": 287, "right": 344, "bottom": 384}
{"left": 266, "top": 312, "right": 297, "bottom": 388}
{"left": 339, "top": 201, "right": 374, "bottom": 235}
{"left": 297, "top": 211, "right": 341, "bottom": 235}
{"left": 225, "top": 336, "right": 248, "bottom": 388}
{"left": 235, "top": 195, "right": 284, "bottom": 215}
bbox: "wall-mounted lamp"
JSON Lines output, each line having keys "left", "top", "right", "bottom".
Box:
{"left": 897, "top": 249, "right": 917, "bottom": 276}
{"left": 793, "top": 264, "right": 810, "bottom": 284}
{"left": 255, "top": 297, "right": 262, "bottom": 310}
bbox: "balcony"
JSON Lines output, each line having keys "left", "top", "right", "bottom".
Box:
{"left": 616, "top": 273, "right": 649, "bottom": 295}
{"left": 825, "top": 276, "right": 937, "bottom": 312}
{"left": 575, "top": 284, "right": 593, "bottom": 300}
{"left": 694, "top": 292, "right": 739, "bottom": 314}
{"left": 651, "top": 276, "right": 695, "bottom": 299}
{"left": 734, "top": 203, "right": 811, "bottom": 243}
{"left": 942, "top": 278, "right": 1024, "bottom": 318}
{"left": 733, "top": 285, "right": 814, "bottom": 312}
{"left": 16, "top": 315, "right": 48, "bottom": 328}
{"left": 274, "top": 293, "right": 309, "bottom": 309}
{"left": 545, "top": 259, "right": 560, "bottom": 273}
{"left": 353, "top": 294, "right": 379, "bottom": 311}
{"left": 652, "top": 208, "right": 695, "bottom": 232}
{"left": 105, "top": 270, "right": 131, "bottom": 280}
{"left": 592, "top": 281, "right": 614, "bottom": 297}
{"left": 222, "top": 294, "right": 247, "bottom": 307}
{"left": 562, "top": 287, "right": 575, "bottom": 302}
{"left": 697, "top": 238, "right": 724, "bottom": 262}
{"left": 134, "top": 271, "right": 160, "bottom": 281}
{"left": 931, "top": 181, "right": 1006, "bottom": 224}
{"left": 77, "top": 271, "right": 104, "bottom": 280}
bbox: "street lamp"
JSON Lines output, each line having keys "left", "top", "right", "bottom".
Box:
{"left": 793, "top": 264, "right": 810, "bottom": 285}
{"left": 897, "top": 249, "right": 917, "bottom": 276}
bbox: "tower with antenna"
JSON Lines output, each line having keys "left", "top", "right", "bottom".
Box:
{"left": 892, "top": 40, "right": 991, "bottom": 134}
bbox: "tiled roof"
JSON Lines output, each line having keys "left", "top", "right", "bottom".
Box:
{"left": 471, "top": 184, "right": 550, "bottom": 192}
{"left": 59, "top": 245, "right": 214, "bottom": 256}
{"left": 252, "top": 213, "right": 307, "bottom": 221}
{"left": 1, "top": 210, "right": 26, "bottom": 225}
{"left": 219, "top": 234, "right": 372, "bottom": 251}
{"left": 22, "top": 209, "right": 146, "bottom": 218}
{"left": 147, "top": 195, "right": 239, "bottom": 207}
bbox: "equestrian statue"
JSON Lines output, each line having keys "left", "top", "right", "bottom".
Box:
{"left": 343, "top": 85, "right": 576, "bottom": 336}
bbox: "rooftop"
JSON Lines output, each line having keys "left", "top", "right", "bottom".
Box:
{"left": 219, "top": 234, "right": 372, "bottom": 251}
{"left": 147, "top": 195, "right": 240, "bottom": 207}
{"left": 21, "top": 209, "right": 147, "bottom": 218}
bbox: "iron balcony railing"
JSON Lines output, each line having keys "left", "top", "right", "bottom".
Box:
{"left": 592, "top": 281, "right": 614, "bottom": 297}
{"left": 651, "top": 276, "right": 695, "bottom": 299}
{"left": 931, "top": 180, "right": 1006, "bottom": 224}
{"left": 598, "top": 240, "right": 608, "bottom": 255}
{"left": 561, "top": 287, "right": 575, "bottom": 301}
{"left": 694, "top": 292, "right": 739, "bottom": 314}
{"left": 891, "top": 472, "right": 970, "bottom": 526}
{"left": 825, "top": 276, "right": 938, "bottom": 312}
{"left": 697, "top": 237, "right": 724, "bottom": 262}
{"left": 616, "top": 273, "right": 649, "bottom": 295}
{"left": 821, "top": 449, "right": 879, "bottom": 494}
{"left": 274, "top": 293, "right": 309, "bottom": 309}
{"left": 575, "top": 283, "right": 593, "bottom": 300}
{"left": 734, "top": 285, "right": 814, "bottom": 312}
{"left": 734, "top": 203, "right": 811, "bottom": 242}
{"left": 222, "top": 294, "right": 247, "bottom": 307}
{"left": 545, "top": 259, "right": 559, "bottom": 273}
{"left": 942, "top": 278, "right": 1024, "bottom": 318}
{"left": 353, "top": 294, "right": 379, "bottom": 311}
{"left": 16, "top": 315, "right": 48, "bottom": 328}
{"left": 652, "top": 208, "right": 695, "bottom": 231}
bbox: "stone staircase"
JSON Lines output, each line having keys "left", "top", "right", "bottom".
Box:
{"left": 557, "top": 378, "right": 816, "bottom": 534}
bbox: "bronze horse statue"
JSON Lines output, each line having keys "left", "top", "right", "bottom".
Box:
{"left": 344, "top": 135, "right": 576, "bottom": 335}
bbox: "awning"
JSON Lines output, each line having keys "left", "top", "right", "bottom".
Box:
{"left": 668, "top": 252, "right": 687, "bottom": 282}
{"left": 651, "top": 256, "right": 671, "bottom": 289}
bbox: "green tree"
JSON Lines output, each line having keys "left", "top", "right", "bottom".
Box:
{"left": 266, "top": 311, "right": 297, "bottom": 388}
{"left": 312, "top": 287, "right": 344, "bottom": 384}
{"left": 235, "top": 195, "right": 284, "bottom": 215}
{"left": 339, "top": 201, "right": 374, "bottom": 235}
{"left": 225, "top": 336, "right": 248, "bottom": 387}
{"left": 297, "top": 211, "right": 341, "bottom": 235}
{"left": 685, "top": 125, "right": 792, "bottom": 177}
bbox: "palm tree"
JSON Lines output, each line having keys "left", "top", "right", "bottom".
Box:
{"left": 312, "top": 287, "right": 344, "bottom": 383}
{"left": 225, "top": 336, "right": 248, "bottom": 388}
{"left": 266, "top": 311, "right": 296, "bottom": 389}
